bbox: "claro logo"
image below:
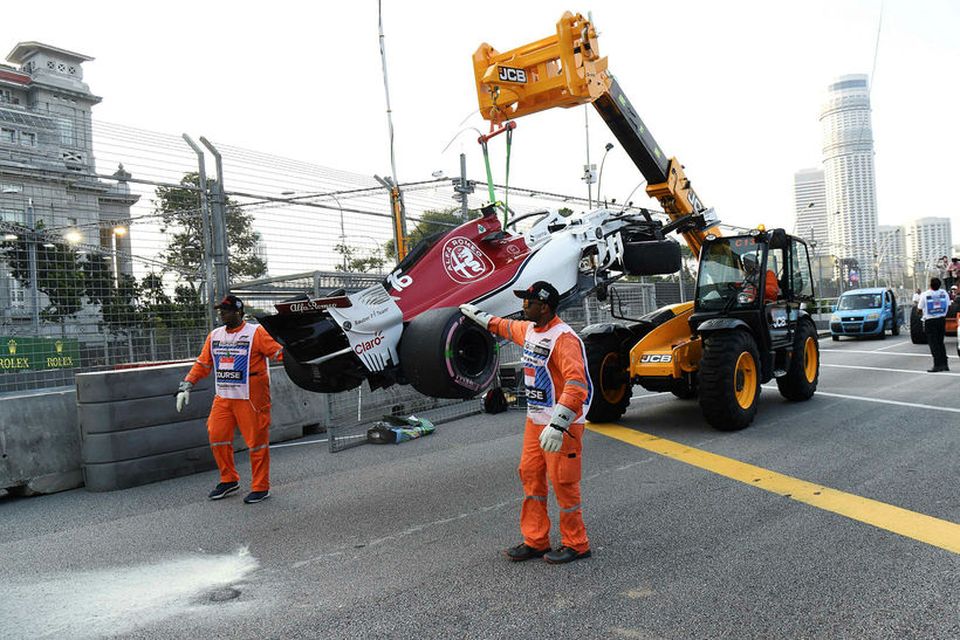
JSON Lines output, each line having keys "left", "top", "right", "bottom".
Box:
{"left": 640, "top": 354, "right": 672, "bottom": 363}
{"left": 354, "top": 331, "right": 384, "bottom": 355}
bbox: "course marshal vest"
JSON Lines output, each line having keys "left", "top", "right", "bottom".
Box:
{"left": 211, "top": 322, "right": 259, "bottom": 400}
{"left": 923, "top": 290, "right": 949, "bottom": 320}
{"left": 522, "top": 320, "right": 592, "bottom": 425}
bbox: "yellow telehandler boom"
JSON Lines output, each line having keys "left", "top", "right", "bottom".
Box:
{"left": 472, "top": 11, "right": 720, "bottom": 255}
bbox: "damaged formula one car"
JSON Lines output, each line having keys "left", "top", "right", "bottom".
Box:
{"left": 258, "top": 203, "right": 701, "bottom": 399}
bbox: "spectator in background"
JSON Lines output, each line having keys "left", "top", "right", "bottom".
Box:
{"left": 946, "top": 257, "right": 960, "bottom": 287}
{"left": 917, "top": 278, "right": 950, "bottom": 373}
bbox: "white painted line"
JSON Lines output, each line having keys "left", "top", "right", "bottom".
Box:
{"left": 270, "top": 438, "right": 329, "bottom": 449}
{"left": 821, "top": 348, "right": 958, "bottom": 360}
{"left": 821, "top": 363, "right": 960, "bottom": 377}
{"left": 762, "top": 385, "right": 960, "bottom": 415}
{"left": 874, "top": 341, "right": 909, "bottom": 351}
{"left": 814, "top": 390, "right": 960, "bottom": 414}
{"left": 630, "top": 391, "right": 667, "bottom": 400}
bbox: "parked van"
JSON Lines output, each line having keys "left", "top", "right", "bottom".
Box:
{"left": 830, "top": 288, "right": 900, "bottom": 340}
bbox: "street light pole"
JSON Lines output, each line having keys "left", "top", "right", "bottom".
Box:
{"left": 597, "top": 142, "right": 614, "bottom": 207}
{"left": 111, "top": 225, "right": 127, "bottom": 288}
{"left": 26, "top": 197, "right": 40, "bottom": 332}
{"left": 332, "top": 194, "right": 346, "bottom": 272}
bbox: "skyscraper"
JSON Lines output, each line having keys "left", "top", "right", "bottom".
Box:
{"left": 905, "top": 217, "right": 952, "bottom": 279}
{"left": 820, "top": 74, "right": 878, "bottom": 285}
{"left": 792, "top": 168, "right": 827, "bottom": 246}
{"left": 877, "top": 225, "right": 905, "bottom": 285}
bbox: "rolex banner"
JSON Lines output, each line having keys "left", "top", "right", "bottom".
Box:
{"left": 0, "top": 337, "right": 80, "bottom": 371}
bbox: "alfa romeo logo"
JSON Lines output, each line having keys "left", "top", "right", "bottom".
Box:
{"left": 441, "top": 236, "right": 493, "bottom": 284}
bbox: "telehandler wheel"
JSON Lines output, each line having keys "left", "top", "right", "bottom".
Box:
{"left": 776, "top": 319, "right": 819, "bottom": 401}
{"left": 910, "top": 307, "right": 927, "bottom": 344}
{"left": 584, "top": 333, "right": 631, "bottom": 422}
{"left": 698, "top": 330, "right": 761, "bottom": 431}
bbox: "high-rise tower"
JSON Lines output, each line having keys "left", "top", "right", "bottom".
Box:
{"left": 820, "top": 74, "right": 878, "bottom": 284}
{"left": 792, "top": 168, "right": 827, "bottom": 246}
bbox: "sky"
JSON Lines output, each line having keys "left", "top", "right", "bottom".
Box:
{"left": 6, "top": 0, "right": 960, "bottom": 242}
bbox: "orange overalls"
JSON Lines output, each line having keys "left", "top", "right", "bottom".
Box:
{"left": 489, "top": 315, "right": 592, "bottom": 553}
{"left": 186, "top": 322, "right": 283, "bottom": 491}
{"left": 743, "top": 270, "right": 780, "bottom": 303}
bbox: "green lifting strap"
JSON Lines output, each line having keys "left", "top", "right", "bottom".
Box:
{"left": 481, "top": 139, "right": 496, "bottom": 205}
{"left": 503, "top": 126, "right": 512, "bottom": 229}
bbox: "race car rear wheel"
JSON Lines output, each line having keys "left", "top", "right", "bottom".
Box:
{"left": 400, "top": 307, "right": 499, "bottom": 399}
{"left": 910, "top": 307, "right": 927, "bottom": 344}
{"left": 584, "top": 333, "right": 631, "bottom": 422}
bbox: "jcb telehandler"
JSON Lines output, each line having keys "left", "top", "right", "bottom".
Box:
{"left": 474, "top": 11, "right": 820, "bottom": 429}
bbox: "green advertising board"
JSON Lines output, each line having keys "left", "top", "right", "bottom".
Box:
{"left": 0, "top": 336, "right": 80, "bottom": 371}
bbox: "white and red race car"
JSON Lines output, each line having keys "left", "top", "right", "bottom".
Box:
{"left": 258, "top": 203, "right": 696, "bottom": 398}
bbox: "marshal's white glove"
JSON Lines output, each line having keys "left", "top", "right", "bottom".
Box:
{"left": 538, "top": 425, "right": 564, "bottom": 452}
{"left": 459, "top": 303, "right": 493, "bottom": 329}
{"left": 175, "top": 380, "right": 193, "bottom": 413}
{"left": 539, "top": 403, "right": 577, "bottom": 452}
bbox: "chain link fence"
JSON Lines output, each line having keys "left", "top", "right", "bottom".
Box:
{"left": 0, "top": 118, "right": 695, "bottom": 396}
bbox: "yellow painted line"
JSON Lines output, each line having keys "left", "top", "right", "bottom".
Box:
{"left": 586, "top": 423, "right": 960, "bottom": 555}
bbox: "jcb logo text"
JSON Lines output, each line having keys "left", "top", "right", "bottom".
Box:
{"left": 640, "top": 354, "right": 672, "bottom": 363}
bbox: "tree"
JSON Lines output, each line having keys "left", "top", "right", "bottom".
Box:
{"left": 384, "top": 207, "right": 478, "bottom": 260}
{"left": 2, "top": 230, "right": 85, "bottom": 325}
{"left": 154, "top": 172, "right": 267, "bottom": 282}
{"left": 82, "top": 255, "right": 140, "bottom": 334}
{"left": 333, "top": 242, "right": 386, "bottom": 274}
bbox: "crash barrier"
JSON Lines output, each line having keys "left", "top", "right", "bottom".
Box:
{"left": 0, "top": 386, "right": 82, "bottom": 496}
{"left": 76, "top": 362, "right": 327, "bottom": 492}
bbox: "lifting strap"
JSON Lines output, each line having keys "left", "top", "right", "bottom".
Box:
{"left": 477, "top": 120, "right": 517, "bottom": 228}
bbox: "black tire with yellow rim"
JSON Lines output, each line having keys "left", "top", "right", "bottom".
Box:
{"left": 698, "top": 330, "right": 761, "bottom": 431}
{"left": 776, "top": 319, "right": 820, "bottom": 401}
{"left": 584, "top": 333, "right": 631, "bottom": 422}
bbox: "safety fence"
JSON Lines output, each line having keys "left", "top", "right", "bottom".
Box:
{"left": 7, "top": 116, "right": 892, "bottom": 396}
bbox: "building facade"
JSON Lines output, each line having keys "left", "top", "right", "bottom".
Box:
{"left": 877, "top": 224, "right": 905, "bottom": 285}
{"left": 905, "top": 216, "right": 953, "bottom": 281}
{"left": 0, "top": 42, "right": 137, "bottom": 335}
{"left": 793, "top": 168, "right": 827, "bottom": 246}
{"left": 820, "top": 74, "right": 878, "bottom": 286}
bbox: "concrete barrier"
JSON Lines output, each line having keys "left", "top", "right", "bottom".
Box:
{"left": 77, "top": 363, "right": 329, "bottom": 492}
{"left": 2, "top": 360, "right": 465, "bottom": 495}
{"left": 0, "top": 386, "right": 82, "bottom": 495}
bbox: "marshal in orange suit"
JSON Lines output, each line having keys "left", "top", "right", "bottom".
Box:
{"left": 461, "top": 281, "right": 593, "bottom": 565}
{"left": 176, "top": 295, "right": 283, "bottom": 504}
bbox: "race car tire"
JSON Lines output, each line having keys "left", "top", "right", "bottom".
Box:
{"left": 400, "top": 307, "right": 499, "bottom": 399}
{"left": 283, "top": 348, "right": 363, "bottom": 394}
{"left": 776, "top": 319, "right": 819, "bottom": 401}
{"left": 622, "top": 239, "right": 682, "bottom": 276}
{"left": 698, "top": 330, "right": 760, "bottom": 431}
{"left": 910, "top": 307, "right": 927, "bottom": 344}
{"left": 584, "top": 332, "right": 631, "bottom": 422}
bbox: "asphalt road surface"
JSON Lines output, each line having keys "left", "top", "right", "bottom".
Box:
{"left": 2, "top": 334, "right": 958, "bottom": 639}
